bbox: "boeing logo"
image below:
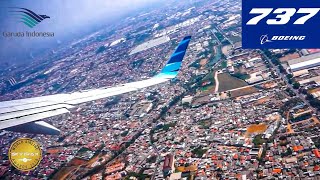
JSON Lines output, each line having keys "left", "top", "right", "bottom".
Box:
{"left": 260, "top": 35, "right": 306, "bottom": 45}
{"left": 260, "top": 35, "right": 272, "bottom": 45}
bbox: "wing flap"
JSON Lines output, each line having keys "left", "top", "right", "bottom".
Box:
{"left": 0, "top": 104, "right": 74, "bottom": 121}
{"left": 0, "top": 101, "right": 60, "bottom": 114}
{"left": 0, "top": 108, "right": 69, "bottom": 129}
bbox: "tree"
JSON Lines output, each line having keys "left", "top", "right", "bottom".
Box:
{"left": 309, "top": 98, "right": 320, "bottom": 109}
{"left": 232, "top": 72, "right": 250, "bottom": 80}
{"left": 301, "top": 89, "right": 308, "bottom": 95}
{"left": 286, "top": 74, "right": 293, "bottom": 79}
{"left": 182, "top": 102, "right": 190, "bottom": 107}
{"left": 96, "top": 46, "right": 106, "bottom": 54}
{"left": 253, "top": 134, "right": 266, "bottom": 146}
{"left": 306, "top": 94, "right": 314, "bottom": 100}
{"left": 191, "top": 146, "right": 208, "bottom": 158}
{"left": 279, "top": 65, "right": 286, "bottom": 73}
{"left": 293, "top": 82, "right": 300, "bottom": 89}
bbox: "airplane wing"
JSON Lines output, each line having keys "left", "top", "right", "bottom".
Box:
{"left": 0, "top": 36, "right": 191, "bottom": 135}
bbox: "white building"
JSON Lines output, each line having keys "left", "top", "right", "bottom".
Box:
{"left": 287, "top": 52, "right": 320, "bottom": 72}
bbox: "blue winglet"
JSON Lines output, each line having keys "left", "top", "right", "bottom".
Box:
{"left": 156, "top": 36, "right": 191, "bottom": 79}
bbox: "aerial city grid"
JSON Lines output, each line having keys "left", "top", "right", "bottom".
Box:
{"left": 1, "top": 0, "right": 320, "bottom": 179}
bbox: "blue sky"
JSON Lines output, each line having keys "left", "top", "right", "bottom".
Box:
{"left": 0, "top": 0, "right": 163, "bottom": 64}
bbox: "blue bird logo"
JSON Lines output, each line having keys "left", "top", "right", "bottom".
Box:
{"left": 9, "top": 7, "right": 50, "bottom": 28}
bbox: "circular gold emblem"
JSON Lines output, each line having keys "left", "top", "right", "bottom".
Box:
{"left": 9, "top": 138, "right": 42, "bottom": 171}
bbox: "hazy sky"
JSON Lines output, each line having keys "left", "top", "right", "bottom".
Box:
{"left": 0, "top": 0, "right": 162, "bottom": 64}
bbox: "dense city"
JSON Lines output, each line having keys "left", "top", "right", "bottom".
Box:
{"left": 1, "top": 0, "right": 320, "bottom": 179}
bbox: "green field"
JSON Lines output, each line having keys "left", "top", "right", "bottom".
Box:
{"left": 218, "top": 73, "right": 247, "bottom": 92}
{"left": 221, "top": 61, "right": 227, "bottom": 68}
{"left": 202, "top": 72, "right": 214, "bottom": 83}
{"left": 200, "top": 85, "right": 214, "bottom": 92}
{"left": 227, "top": 35, "right": 242, "bottom": 44}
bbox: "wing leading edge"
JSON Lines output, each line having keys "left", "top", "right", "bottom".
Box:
{"left": 0, "top": 36, "right": 192, "bottom": 135}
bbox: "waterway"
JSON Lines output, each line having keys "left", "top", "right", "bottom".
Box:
{"left": 207, "top": 45, "right": 222, "bottom": 67}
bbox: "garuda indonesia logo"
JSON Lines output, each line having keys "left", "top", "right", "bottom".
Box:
{"left": 9, "top": 7, "right": 50, "bottom": 28}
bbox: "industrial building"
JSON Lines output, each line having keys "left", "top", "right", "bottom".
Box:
{"left": 287, "top": 52, "right": 320, "bottom": 72}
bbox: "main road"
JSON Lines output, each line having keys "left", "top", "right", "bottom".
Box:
{"left": 260, "top": 50, "right": 318, "bottom": 115}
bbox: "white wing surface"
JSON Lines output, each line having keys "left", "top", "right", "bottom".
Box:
{"left": 0, "top": 36, "right": 192, "bottom": 135}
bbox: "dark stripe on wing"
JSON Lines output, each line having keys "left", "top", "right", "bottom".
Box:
{"left": 167, "top": 36, "right": 191, "bottom": 64}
